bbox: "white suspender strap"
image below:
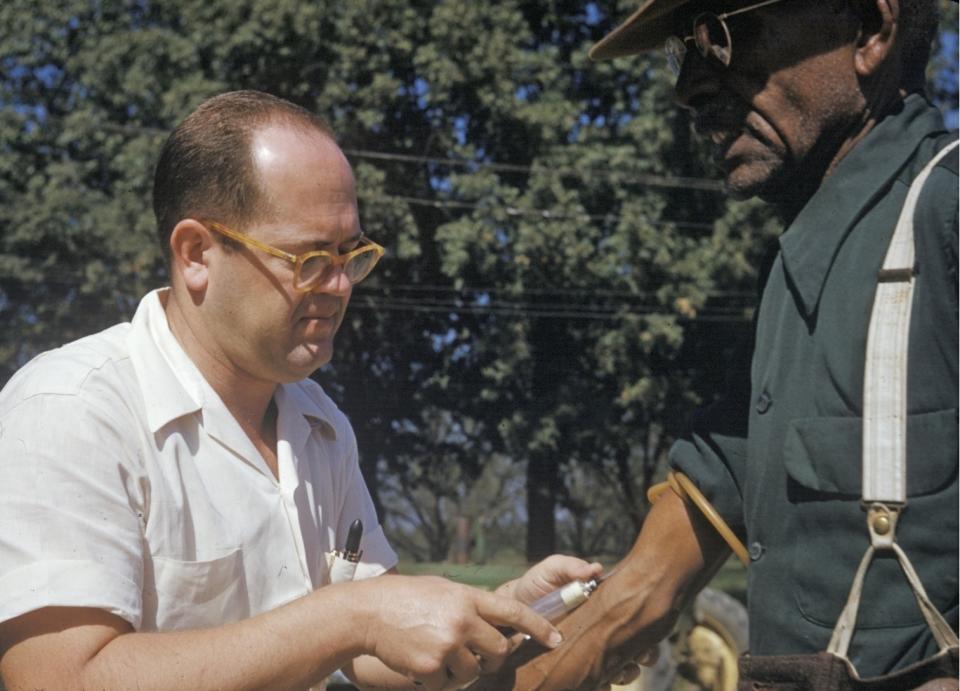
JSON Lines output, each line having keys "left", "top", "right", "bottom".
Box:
{"left": 862, "top": 139, "right": 959, "bottom": 504}
{"left": 828, "top": 139, "right": 959, "bottom": 663}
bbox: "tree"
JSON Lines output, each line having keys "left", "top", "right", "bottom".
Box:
{"left": 1, "top": 0, "right": 956, "bottom": 564}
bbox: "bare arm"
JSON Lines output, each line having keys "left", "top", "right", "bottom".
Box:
{"left": 473, "top": 491, "right": 730, "bottom": 690}
{"left": 345, "top": 557, "right": 604, "bottom": 690}
{"left": 0, "top": 574, "right": 562, "bottom": 691}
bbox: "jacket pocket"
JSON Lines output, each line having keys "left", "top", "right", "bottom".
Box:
{"left": 142, "top": 548, "right": 248, "bottom": 631}
{"left": 782, "top": 409, "right": 958, "bottom": 629}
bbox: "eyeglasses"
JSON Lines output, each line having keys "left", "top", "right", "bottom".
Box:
{"left": 664, "top": 0, "right": 787, "bottom": 77}
{"left": 204, "top": 220, "right": 384, "bottom": 292}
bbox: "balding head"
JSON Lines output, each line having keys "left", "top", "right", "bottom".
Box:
{"left": 152, "top": 90, "right": 335, "bottom": 256}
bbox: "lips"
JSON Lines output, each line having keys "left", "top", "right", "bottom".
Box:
{"left": 693, "top": 100, "right": 751, "bottom": 164}
{"left": 300, "top": 312, "right": 338, "bottom": 321}
{"left": 298, "top": 313, "right": 339, "bottom": 342}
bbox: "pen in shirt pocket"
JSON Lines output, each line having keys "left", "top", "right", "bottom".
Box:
{"left": 328, "top": 518, "right": 363, "bottom": 584}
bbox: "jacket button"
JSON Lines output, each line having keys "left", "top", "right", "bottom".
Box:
{"left": 756, "top": 391, "right": 773, "bottom": 414}
{"left": 749, "top": 542, "right": 765, "bottom": 561}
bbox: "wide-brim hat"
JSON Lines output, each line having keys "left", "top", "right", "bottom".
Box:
{"left": 589, "top": 0, "right": 693, "bottom": 61}
{"left": 590, "top": 0, "right": 959, "bottom": 61}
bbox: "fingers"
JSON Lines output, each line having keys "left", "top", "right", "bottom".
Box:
{"left": 442, "top": 646, "right": 484, "bottom": 689}
{"left": 637, "top": 646, "right": 660, "bottom": 667}
{"left": 554, "top": 555, "right": 604, "bottom": 582}
{"left": 609, "top": 661, "right": 643, "bottom": 686}
{"left": 509, "top": 555, "right": 605, "bottom": 605}
{"left": 474, "top": 590, "right": 562, "bottom": 652}
{"left": 458, "top": 620, "right": 511, "bottom": 673}
{"left": 605, "top": 646, "right": 659, "bottom": 687}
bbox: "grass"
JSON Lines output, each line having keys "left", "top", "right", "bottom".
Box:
{"left": 398, "top": 555, "right": 747, "bottom": 602}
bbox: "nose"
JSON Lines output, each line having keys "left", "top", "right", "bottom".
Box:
{"left": 673, "top": 48, "right": 721, "bottom": 111}
{"left": 310, "top": 264, "right": 352, "bottom": 296}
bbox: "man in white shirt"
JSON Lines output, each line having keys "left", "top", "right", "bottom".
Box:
{"left": 0, "top": 90, "right": 597, "bottom": 691}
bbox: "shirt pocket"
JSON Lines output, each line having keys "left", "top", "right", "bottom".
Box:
{"left": 142, "top": 548, "right": 249, "bottom": 631}
{"left": 782, "top": 409, "right": 958, "bottom": 630}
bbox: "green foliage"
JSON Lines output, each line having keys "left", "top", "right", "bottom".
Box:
{"left": 1, "top": 0, "right": 955, "bottom": 562}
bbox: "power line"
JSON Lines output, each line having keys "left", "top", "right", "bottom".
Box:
{"left": 2, "top": 276, "right": 754, "bottom": 322}
{"left": 343, "top": 148, "right": 726, "bottom": 193}
{"left": 364, "top": 193, "right": 716, "bottom": 230}
{"left": 3, "top": 272, "right": 757, "bottom": 302}
{"left": 90, "top": 122, "right": 727, "bottom": 191}
{"left": 356, "top": 283, "right": 755, "bottom": 299}
{"left": 350, "top": 299, "right": 752, "bottom": 323}
{"left": 44, "top": 110, "right": 729, "bottom": 191}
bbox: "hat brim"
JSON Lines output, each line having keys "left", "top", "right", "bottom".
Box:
{"left": 589, "top": 0, "right": 692, "bottom": 61}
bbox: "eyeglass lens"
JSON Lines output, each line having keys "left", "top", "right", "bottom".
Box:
{"left": 665, "top": 36, "right": 688, "bottom": 76}
{"left": 664, "top": 13, "right": 733, "bottom": 78}
{"left": 297, "top": 249, "right": 379, "bottom": 290}
{"left": 693, "top": 14, "right": 732, "bottom": 66}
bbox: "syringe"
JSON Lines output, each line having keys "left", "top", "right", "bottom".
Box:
{"left": 527, "top": 578, "right": 599, "bottom": 622}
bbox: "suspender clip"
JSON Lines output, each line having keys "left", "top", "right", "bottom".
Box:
{"left": 865, "top": 502, "right": 902, "bottom": 549}
{"left": 876, "top": 267, "right": 914, "bottom": 282}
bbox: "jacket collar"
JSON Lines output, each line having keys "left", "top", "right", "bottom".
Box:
{"left": 778, "top": 95, "right": 948, "bottom": 318}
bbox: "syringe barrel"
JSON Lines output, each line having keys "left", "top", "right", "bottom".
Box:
{"left": 528, "top": 579, "right": 596, "bottom": 622}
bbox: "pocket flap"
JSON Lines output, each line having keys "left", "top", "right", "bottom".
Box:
{"left": 783, "top": 409, "right": 958, "bottom": 496}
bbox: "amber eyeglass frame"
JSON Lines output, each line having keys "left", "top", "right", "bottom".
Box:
{"left": 203, "top": 220, "right": 385, "bottom": 292}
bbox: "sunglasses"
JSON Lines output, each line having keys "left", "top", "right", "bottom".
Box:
{"left": 664, "top": 0, "right": 788, "bottom": 77}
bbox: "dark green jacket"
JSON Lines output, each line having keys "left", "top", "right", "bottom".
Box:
{"left": 670, "top": 94, "right": 958, "bottom": 677}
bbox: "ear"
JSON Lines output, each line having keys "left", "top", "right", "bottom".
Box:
{"left": 854, "top": 0, "right": 898, "bottom": 79}
{"left": 168, "top": 219, "right": 213, "bottom": 293}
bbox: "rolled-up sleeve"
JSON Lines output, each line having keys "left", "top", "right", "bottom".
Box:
{"left": 0, "top": 391, "right": 145, "bottom": 628}
{"left": 669, "top": 400, "right": 748, "bottom": 542}
{"left": 669, "top": 330, "right": 753, "bottom": 542}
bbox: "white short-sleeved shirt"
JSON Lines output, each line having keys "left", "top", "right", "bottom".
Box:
{"left": 0, "top": 288, "right": 397, "bottom": 631}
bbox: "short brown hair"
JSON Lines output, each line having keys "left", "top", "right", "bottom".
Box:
{"left": 152, "top": 90, "right": 334, "bottom": 253}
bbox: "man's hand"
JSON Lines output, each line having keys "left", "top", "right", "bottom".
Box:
{"left": 495, "top": 555, "right": 604, "bottom": 606}
{"left": 356, "top": 574, "right": 563, "bottom": 690}
{"left": 0, "top": 573, "right": 561, "bottom": 691}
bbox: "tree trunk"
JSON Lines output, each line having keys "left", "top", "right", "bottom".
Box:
{"left": 525, "top": 454, "right": 558, "bottom": 562}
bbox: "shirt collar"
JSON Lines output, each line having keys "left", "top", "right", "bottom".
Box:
{"left": 778, "top": 95, "right": 948, "bottom": 318}
{"left": 128, "top": 288, "right": 339, "bottom": 439}
{"left": 127, "top": 288, "right": 203, "bottom": 434}
{"left": 276, "top": 381, "right": 339, "bottom": 441}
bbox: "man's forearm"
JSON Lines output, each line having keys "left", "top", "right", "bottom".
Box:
{"left": 478, "top": 491, "right": 729, "bottom": 690}
{"left": 2, "top": 582, "right": 373, "bottom": 691}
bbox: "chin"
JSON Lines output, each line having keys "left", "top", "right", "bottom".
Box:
{"left": 723, "top": 158, "right": 784, "bottom": 202}
{"left": 723, "top": 175, "right": 765, "bottom": 200}
{"left": 285, "top": 345, "right": 333, "bottom": 379}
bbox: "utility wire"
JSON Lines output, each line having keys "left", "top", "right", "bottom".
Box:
{"left": 350, "top": 299, "right": 753, "bottom": 323}
{"left": 355, "top": 295, "right": 751, "bottom": 318}
{"left": 5, "top": 276, "right": 753, "bottom": 322}
{"left": 343, "top": 148, "right": 725, "bottom": 193}
{"left": 6, "top": 272, "right": 757, "bottom": 302}
{"left": 367, "top": 193, "right": 716, "bottom": 230}
{"left": 356, "top": 283, "right": 755, "bottom": 299}
{"left": 90, "top": 122, "right": 725, "bottom": 190}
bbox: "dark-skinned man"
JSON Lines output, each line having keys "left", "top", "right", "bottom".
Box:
{"left": 480, "top": 0, "right": 958, "bottom": 688}
{"left": 0, "top": 90, "right": 604, "bottom": 691}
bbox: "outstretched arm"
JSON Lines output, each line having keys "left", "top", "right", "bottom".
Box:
{"left": 474, "top": 490, "right": 730, "bottom": 690}
{"left": 0, "top": 574, "right": 562, "bottom": 691}
{"left": 345, "top": 556, "right": 604, "bottom": 689}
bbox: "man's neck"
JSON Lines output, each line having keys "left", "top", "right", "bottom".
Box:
{"left": 769, "top": 91, "right": 906, "bottom": 223}
{"left": 162, "top": 290, "right": 277, "bottom": 438}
